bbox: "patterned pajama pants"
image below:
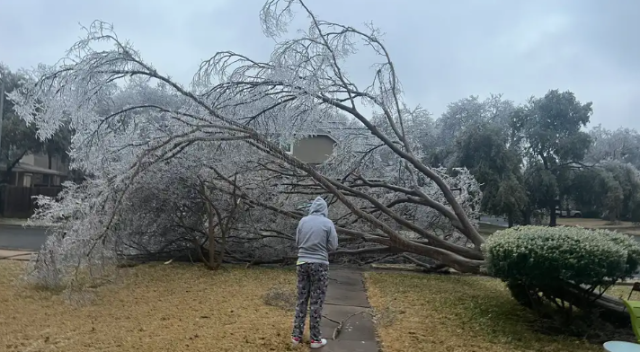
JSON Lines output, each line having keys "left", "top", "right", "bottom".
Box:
{"left": 291, "top": 263, "right": 329, "bottom": 341}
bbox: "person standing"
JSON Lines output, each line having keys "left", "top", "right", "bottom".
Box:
{"left": 290, "top": 196, "right": 339, "bottom": 349}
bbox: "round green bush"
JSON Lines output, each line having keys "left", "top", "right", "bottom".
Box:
{"left": 482, "top": 226, "right": 640, "bottom": 287}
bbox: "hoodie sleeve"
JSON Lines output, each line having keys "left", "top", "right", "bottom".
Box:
{"left": 295, "top": 220, "right": 302, "bottom": 248}
{"left": 327, "top": 221, "right": 338, "bottom": 251}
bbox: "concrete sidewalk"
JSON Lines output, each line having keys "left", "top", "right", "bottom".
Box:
{"left": 0, "top": 217, "right": 50, "bottom": 228}
{"left": 0, "top": 249, "right": 35, "bottom": 261}
{"left": 319, "top": 269, "right": 379, "bottom": 352}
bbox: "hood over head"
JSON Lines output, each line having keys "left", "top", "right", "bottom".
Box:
{"left": 308, "top": 196, "right": 328, "bottom": 217}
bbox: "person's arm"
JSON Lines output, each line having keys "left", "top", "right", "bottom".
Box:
{"left": 327, "top": 222, "right": 338, "bottom": 252}
{"left": 295, "top": 221, "right": 302, "bottom": 248}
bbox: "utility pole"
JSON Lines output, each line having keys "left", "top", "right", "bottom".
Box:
{"left": 0, "top": 76, "right": 4, "bottom": 148}
{"left": 0, "top": 76, "right": 4, "bottom": 152}
{"left": 0, "top": 76, "right": 4, "bottom": 187}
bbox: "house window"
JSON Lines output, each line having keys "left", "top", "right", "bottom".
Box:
{"left": 281, "top": 141, "right": 293, "bottom": 154}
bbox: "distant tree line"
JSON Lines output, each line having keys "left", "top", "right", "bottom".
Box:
{"left": 417, "top": 91, "right": 640, "bottom": 226}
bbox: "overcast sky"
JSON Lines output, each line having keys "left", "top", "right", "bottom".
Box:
{"left": 1, "top": 0, "right": 638, "bottom": 130}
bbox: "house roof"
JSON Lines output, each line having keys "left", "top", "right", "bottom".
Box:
{"left": 310, "top": 129, "right": 339, "bottom": 143}
{"left": 0, "top": 162, "right": 67, "bottom": 176}
{"left": 275, "top": 130, "right": 339, "bottom": 144}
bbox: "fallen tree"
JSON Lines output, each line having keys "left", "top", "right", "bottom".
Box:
{"left": 26, "top": 139, "right": 479, "bottom": 281}
{"left": 10, "top": 0, "right": 488, "bottom": 289}
{"left": 9, "top": 2, "right": 636, "bottom": 325}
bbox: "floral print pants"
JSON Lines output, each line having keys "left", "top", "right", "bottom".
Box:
{"left": 291, "top": 263, "right": 329, "bottom": 341}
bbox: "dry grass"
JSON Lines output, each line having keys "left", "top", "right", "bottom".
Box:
{"left": 0, "top": 261, "right": 305, "bottom": 352}
{"left": 557, "top": 218, "right": 640, "bottom": 236}
{"left": 365, "top": 272, "right": 603, "bottom": 352}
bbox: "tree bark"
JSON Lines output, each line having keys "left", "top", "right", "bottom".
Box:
{"left": 520, "top": 209, "right": 531, "bottom": 225}
{"left": 549, "top": 202, "right": 558, "bottom": 227}
{"left": 560, "top": 284, "right": 628, "bottom": 323}
{"left": 201, "top": 182, "right": 217, "bottom": 270}
{"left": 207, "top": 215, "right": 216, "bottom": 269}
{"left": 1, "top": 150, "right": 28, "bottom": 184}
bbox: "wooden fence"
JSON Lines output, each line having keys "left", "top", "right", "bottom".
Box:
{"left": 0, "top": 186, "right": 62, "bottom": 219}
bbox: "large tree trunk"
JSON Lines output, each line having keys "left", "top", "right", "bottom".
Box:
{"left": 560, "top": 284, "right": 628, "bottom": 323}
{"left": 514, "top": 281, "right": 630, "bottom": 324}
{"left": 1, "top": 170, "right": 10, "bottom": 185}
{"left": 402, "top": 241, "right": 483, "bottom": 273}
{"left": 206, "top": 215, "right": 216, "bottom": 269}
{"left": 1, "top": 151, "right": 27, "bottom": 185}
{"left": 549, "top": 203, "right": 558, "bottom": 227}
{"left": 520, "top": 209, "right": 531, "bottom": 225}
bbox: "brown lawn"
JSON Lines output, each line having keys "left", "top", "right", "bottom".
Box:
{"left": 365, "top": 272, "right": 603, "bottom": 352}
{"left": 0, "top": 261, "right": 302, "bottom": 352}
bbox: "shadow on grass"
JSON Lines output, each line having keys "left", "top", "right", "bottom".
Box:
{"left": 367, "top": 272, "right": 636, "bottom": 351}
{"left": 453, "top": 277, "right": 636, "bottom": 345}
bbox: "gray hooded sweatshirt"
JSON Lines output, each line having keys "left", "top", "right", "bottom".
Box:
{"left": 296, "top": 197, "right": 339, "bottom": 265}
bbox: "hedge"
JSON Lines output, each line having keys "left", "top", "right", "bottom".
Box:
{"left": 482, "top": 226, "right": 640, "bottom": 288}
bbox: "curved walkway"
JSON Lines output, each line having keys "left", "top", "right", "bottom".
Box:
{"left": 320, "top": 268, "right": 379, "bottom": 351}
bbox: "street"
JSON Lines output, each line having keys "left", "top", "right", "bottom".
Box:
{"left": 479, "top": 215, "right": 640, "bottom": 243}
{"left": 0, "top": 225, "right": 49, "bottom": 251}
{"left": 479, "top": 215, "right": 508, "bottom": 227}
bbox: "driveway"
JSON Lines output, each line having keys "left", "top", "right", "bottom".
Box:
{"left": 0, "top": 225, "right": 49, "bottom": 251}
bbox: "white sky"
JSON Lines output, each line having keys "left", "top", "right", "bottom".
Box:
{"left": 1, "top": 0, "right": 638, "bottom": 129}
